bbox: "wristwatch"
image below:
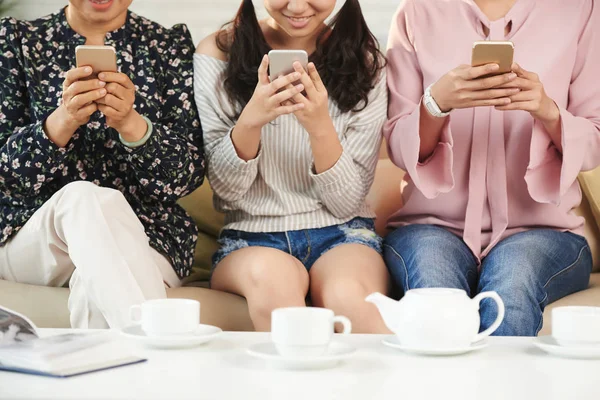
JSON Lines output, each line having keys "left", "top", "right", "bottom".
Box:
{"left": 423, "top": 84, "right": 451, "bottom": 118}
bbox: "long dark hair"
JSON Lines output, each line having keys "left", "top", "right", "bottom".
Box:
{"left": 217, "top": 0, "right": 385, "bottom": 113}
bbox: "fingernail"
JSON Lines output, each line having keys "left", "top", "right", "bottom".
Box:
{"left": 99, "top": 89, "right": 106, "bottom": 95}
{"left": 296, "top": 84, "right": 304, "bottom": 90}
{"left": 85, "top": 67, "right": 92, "bottom": 73}
{"left": 98, "top": 73, "right": 105, "bottom": 80}
{"left": 294, "top": 72, "right": 301, "bottom": 79}
{"left": 490, "top": 64, "right": 500, "bottom": 70}
{"left": 98, "top": 81, "right": 106, "bottom": 87}
{"left": 509, "top": 73, "right": 517, "bottom": 79}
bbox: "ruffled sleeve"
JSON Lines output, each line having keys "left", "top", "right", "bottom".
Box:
{"left": 383, "top": 1, "right": 454, "bottom": 199}
{"left": 525, "top": 0, "right": 600, "bottom": 204}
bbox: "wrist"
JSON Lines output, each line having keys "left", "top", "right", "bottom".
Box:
{"left": 425, "top": 84, "right": 451, "bottom": 117}
{"left": 237, "top": 108, "right": 264, "bottom": 131}
{"left": 304, "top": 115, "right": 335, "bottom": 138}
{"left": 538, "top": 96, "right": 561, "bottom": 125}
{"left": 44, "top": 106, "right": 79, "bottom": 147}
{"left": 116, "top": 111, "right": 147, "bottom": 142}
{"left": 429, "top": 83, "right": 451, "bottom": 113}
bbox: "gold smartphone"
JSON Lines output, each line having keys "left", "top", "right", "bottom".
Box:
{"left": 75, "top": 45, "right": 117, "bottom": 79}
{"left": 471, "top": 41, "right": 514, "bottom": 76}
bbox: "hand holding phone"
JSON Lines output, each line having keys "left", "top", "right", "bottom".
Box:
{"left": 428, "top": 42, "right": 520, "bottom": 113}
{"left": 43, "top": 67, "right": 107, "bottom": 147}
{"left": 237, "top": 55, "right": 306, "bottom": 129}
{"left": 493, "top": 63, "right": 560, "bottom": 125}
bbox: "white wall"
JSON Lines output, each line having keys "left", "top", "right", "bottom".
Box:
{"left": 6, "top": 0, "right": 398, "bottom": 46}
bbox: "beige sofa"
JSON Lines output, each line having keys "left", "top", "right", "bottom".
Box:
{"left": 1, "top": 155, "right": 599, "bottom": 335}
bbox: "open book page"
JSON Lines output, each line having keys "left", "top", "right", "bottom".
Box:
{"left": 0, "top": 306, "right": 38, "bottom": 345}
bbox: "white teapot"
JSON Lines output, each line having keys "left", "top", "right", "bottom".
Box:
{"left": 366, "top": 288, "right": 505, "bottom": 349}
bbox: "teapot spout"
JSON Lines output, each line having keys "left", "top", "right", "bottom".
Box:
{"left": 365, "top": 292, "right": 399, "bottom": 333}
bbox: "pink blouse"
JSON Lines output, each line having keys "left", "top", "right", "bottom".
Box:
{"left": 384, "top": 0, "right": 600, "bottom": 260}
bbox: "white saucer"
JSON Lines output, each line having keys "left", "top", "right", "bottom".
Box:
{"left": 121, "top": 324, "right": 222, "bottom": 349}
{"left": 247, "top": 342, "right": 356, "bottom": 370}
{"left": 382, "top": 336, "right": 489, "bottom": 356}
{"left": 533, "top": 336, "right": 600, "bottom": 359}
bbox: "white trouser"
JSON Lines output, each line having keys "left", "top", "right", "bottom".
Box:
{"left": 0, "top": 181, "right": 180, "bottom": 329}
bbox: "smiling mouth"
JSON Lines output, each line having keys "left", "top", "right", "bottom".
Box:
{"left": 89, "top": 0, "right": 113, "bottom": 8}
{"left": 284, "top": 15, "right": 314, "bottom": 23}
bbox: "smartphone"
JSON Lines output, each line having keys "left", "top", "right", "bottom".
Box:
{"left": 471, "top": 41, "right": 514, "bottom": 77}
{"left": 268, "top": 49, "right": 308, "bottom": 82}
{"left": 75, "top": 45, "right": 117, "bottom": 79}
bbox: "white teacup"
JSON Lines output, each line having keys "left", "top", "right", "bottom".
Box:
{"left": 271, "top": 307, "right": 352, "bottom": 357}
{"left": 130, "top": 299, "right": 200, "bottom": 337}
{"left": 552, "top": 306, "right": 600, "bottom": 347}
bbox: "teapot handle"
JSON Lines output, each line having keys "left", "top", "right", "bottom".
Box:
{"left": 472, "top": 292, "right": 505, "bottom": 342}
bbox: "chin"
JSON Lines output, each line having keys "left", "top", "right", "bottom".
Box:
{"left": 279, "top": 19, "right": 323, "bottom": 38}
{"left": 71, "top": 0, "right": 130, "bottom": 19}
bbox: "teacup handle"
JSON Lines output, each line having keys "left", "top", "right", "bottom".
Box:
{"left": 333, "top": 316, "right": 352, "bottom": 334}
{"left": 472, "top": 291, "right": 505, "bottom": 342}
{"left": 130, "top": 305, "right": 142, "bottom": 325}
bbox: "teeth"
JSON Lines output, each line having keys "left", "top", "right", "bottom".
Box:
{"left": 288, "top": 16, "right": 311, "bottom": 22}
{"left": 91, "top": 0, "right": 111, "bottom": 4}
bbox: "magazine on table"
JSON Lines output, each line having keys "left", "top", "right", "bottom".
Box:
{"left": 0, "top": 305, "right": 146, "bottom": 378}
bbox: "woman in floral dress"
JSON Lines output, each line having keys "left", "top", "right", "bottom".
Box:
{"left": 0, "top": 0, "right": 204, "bottom": 329}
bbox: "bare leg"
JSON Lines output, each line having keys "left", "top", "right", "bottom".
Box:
{"left": 309, "top": 244, "right": 390, "bottom": 333}
{"left": 211, "top": 247, "right": 309, "bottom": 331}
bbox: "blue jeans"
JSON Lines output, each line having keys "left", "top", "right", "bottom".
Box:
{"left": 213, "top": 217, "right": 382, "bottom": 271}
{"left": 383, "top": 225, "right": 592, "bottom": 336}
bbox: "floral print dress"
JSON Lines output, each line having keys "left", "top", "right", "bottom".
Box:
{"left": 0, "top": 9, "right": 205, "bottom": 279}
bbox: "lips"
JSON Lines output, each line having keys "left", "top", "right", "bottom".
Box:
{"left": 284, "top": 15, "right": 313, "bottom": 29}
{"left": 89, "top": 0, "right": 114, "bottom": 11}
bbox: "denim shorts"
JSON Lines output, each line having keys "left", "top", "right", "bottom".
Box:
{"left": 212, "top": 217, "right": 382, "bottom": 271}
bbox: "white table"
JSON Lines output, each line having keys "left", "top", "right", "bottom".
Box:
{"left": 0, "top": 330, "right": 598, "bottom": 400}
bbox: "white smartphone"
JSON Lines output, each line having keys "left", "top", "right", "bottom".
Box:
{"left": 268, "top": 49, "right": 308, "bottom": 82}
{"left": 75, "top": 45, "right": 117, "bottom": 79}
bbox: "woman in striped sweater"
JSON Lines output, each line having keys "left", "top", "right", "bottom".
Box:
{"left": 194, "top": 0, "right": 389, "bottom": 332}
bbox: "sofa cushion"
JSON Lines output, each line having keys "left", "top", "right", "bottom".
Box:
{"left": 0, "top": 279, "right": 253, "bottom": 330}
{"left": 177, "top": 183, "right": 223, "bottom": 281}
{"left": 579, "top": 169, "right": 600, "bottom": 272}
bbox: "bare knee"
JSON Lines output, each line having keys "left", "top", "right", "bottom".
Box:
{"left": 246, "top": 261, "right": 307, "bottom": 319}
{"left": 212, "top": 250, "right": 309, "bottom": 329}
{"left": 314, "top": 279, "right": 369, "bottom": 310}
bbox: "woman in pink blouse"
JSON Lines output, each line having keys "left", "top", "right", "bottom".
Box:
{"left": 383, "top": 0, "right": 600, "bottom": 336}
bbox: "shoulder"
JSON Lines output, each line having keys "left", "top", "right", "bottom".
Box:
{"left": 130, "top": 13, "right": 194, "bottom": 52}
{"left": 394, "top": 0, "right": 461, "bottom": 20}
{"left": 0, "top": 16, "right": 36, "bottom": 53}
{"left": 0, "top": 16, "right": 29, "bottom": 44}
{"left": 195, "top": 31, "right": 228, "bottom": 62}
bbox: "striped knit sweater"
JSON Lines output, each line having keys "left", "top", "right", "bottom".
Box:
{"left": 193, "top": 53, "right": 387, "bottom": 233}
